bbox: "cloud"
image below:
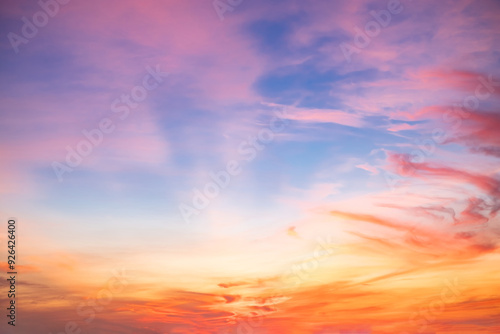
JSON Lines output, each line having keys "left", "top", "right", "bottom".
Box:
{"left": 286, "top": 226, "right": 298, "bottom": 237}
{"left": 387, "top": 152, "right": 500, "bottom": 196}
{"left": 283, "top": 107, "right": 364, "bottom": 127}
{"left": 218, "top": 281, "right": 249, "bottom": 289}
{"left": 355, "top": 163, "right": 379, "bottom": 175}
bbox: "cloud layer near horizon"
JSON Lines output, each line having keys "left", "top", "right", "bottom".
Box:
{"left": 1, "top": 0, "right": 500, "bottom": 333}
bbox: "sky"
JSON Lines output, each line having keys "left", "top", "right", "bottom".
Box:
{"left": 0, "top": 0, "right": 500, "bottom": 333}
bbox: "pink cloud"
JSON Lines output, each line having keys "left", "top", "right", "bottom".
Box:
{"left": 355, "top": 163, "right": 379, "bottom": 175}
{"left": 284, "top": 107, "right": 364, "bottom": 127}
{"left": 387, "top": 122, "right": 418, "bottom": 132}
{"left": 387, "top": 152, "right": 500, "bottom": 197}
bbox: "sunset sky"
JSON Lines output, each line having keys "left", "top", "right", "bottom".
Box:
{"left": 1, "top": 0, "right": 500, "bottom": 333}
